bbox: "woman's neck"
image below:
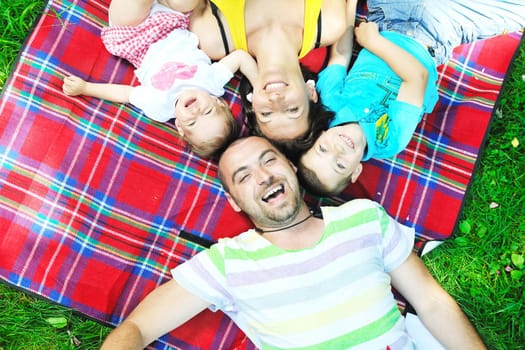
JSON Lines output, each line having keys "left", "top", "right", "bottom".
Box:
{"left": 249, "top": 24, "right": 302, "bottom": 64}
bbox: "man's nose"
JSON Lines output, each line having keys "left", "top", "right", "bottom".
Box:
{"left": 255, "top": 167, "right": 272, "bottom": 185}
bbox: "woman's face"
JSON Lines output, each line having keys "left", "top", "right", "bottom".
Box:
{"left": 250, "top": 68, "right": 316, "bottom": 141}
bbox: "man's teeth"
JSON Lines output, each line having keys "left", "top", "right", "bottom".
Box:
{"left": 262, "top": 185, "right": 284, "bottom": 202}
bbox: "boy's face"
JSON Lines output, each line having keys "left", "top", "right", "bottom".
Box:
{"left": 174, "top": 89, "right": 231, "bottom": 147}
{"left": 300, "top": 123, "right": 366, "bottom": 192}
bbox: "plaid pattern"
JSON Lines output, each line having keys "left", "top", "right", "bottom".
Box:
{"left": 102, "top": 10, "right": 190, "bottom": 68}
{"left": 0, "top": 0, "right": 522, "bottom": 349}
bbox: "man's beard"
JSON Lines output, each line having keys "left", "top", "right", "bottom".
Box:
{"left": 260, "top": 193, "right": 301, "bottom": 227}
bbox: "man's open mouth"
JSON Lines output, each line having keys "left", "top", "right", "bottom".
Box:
{"left": 262, "top": 184, "right": 285, "bottom": 202}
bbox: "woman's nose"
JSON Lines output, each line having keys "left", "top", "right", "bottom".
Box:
{"left": 268, "top": 91, "right": 283, "bottom": 103}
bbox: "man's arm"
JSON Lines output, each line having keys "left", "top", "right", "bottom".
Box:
{"left": 390, "top": 253, "right": 487, "bottom": 350}
{"left": 100, "top": 279, "right": 210, "bottom": 350}
{"left": 218, "top": 49, "right": 258, "bottom": 86}
{"left": 63, "top": 75, "right": 133, "bottom": 103}
{"left": 355, "top": 22, "right": 427, "bottom": 107}
{"left": 327, "top": 0, "right": 358, "bottom": 67}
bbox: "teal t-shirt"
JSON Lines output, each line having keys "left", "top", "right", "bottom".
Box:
{"left": 317, "top": 31, "right": 439, "bottom": 160}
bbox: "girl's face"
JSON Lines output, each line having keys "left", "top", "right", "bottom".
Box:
{"left": 174, "top": 89, "right": 230, "bottom": 146}
{"left": 250, "top": 68, "right": 317, "bottom": 142}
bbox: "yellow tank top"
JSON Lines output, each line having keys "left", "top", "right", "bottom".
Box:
{"left": 209, "top": 0, "right": 323, "bottom": 59}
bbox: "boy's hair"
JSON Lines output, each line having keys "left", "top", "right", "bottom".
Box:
{"left": 297, "top": 160, "right": 348, "bottom": 197}
{"left": 187, "top": 101, "right": 240, "bottom": 159}
{"left": 240, "top": 66, "right": 334, "bottom": 163}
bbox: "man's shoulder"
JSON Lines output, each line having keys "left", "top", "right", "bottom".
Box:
{"left": 321, "top": 198, "right": 381, "bottom": 219}
{"left": 214, "top": 229, "right": 261, "bottom": 249}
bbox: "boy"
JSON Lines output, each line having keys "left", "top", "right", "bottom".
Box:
{"left": 299, "top": 21, "right": 437, "bottom": 196}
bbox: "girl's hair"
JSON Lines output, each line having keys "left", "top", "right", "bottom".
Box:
{"left": 240, "top": 65, "right": 334, "bottom": 163}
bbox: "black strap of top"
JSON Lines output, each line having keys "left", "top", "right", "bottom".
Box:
{"left": 210, "top": 1, "right": 230, "bottom": 54}
{"left": 314, "top": 10, "right": 322, "bottom": 49}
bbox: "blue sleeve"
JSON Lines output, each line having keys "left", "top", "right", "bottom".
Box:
{"left": 317, "top": 64, "right": 348, "bottom": 112}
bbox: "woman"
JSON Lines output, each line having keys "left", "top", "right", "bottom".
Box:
{"left": 110, "top": 0, "right": 348, "bottom": 143}
{"left": 189, "top": 0, "right": 348, "bottom": 148}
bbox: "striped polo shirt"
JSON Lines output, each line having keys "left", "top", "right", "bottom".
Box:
{"left": 172, "top": 199, "right": 415, "bottom": 349}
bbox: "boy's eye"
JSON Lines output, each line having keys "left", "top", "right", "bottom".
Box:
{"left": 318, "top": 144, "right": 327, "bottom": 153}
{"left": 336, "top": 161, "right": 346, "bottom": 170}
{"left": 205, "top": 108, "right": 213, "bottom": 115}
{"left": 260, "top": 111, "right": 271, "bottom": 117}
{"left": 287, "top": 107, "right": 299, "bottom": 113}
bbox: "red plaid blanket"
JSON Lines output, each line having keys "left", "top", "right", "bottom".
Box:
{"left": 0, "top": 0, "right": 522, "bottom": 348}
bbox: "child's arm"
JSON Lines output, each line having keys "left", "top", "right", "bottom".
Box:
{"left": 218, "top": 49, "right": 258, "bottom": 86}
{"left": 109, "top": 0, "right": 204, "bottom": 26}
{"left": 63, "top": 75, "right": 133, "bottom": 103}
{"left": 108, "top": 0, "right": 154, "bottom": 26}
{"left": 355, "top": 22, "right": 427, "bottom": 107}
{"left": 161, "top": 0, "right": 207, "bottom": 13}
{"left": 327, "top": 0, "right": 358, "bottom": 68}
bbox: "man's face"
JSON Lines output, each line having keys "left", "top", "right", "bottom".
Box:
{"left": 300, "top": 123, "right": 366, "bottom": 193}
{"left": 219, "top": 137, "right": 302, "bottom": 229}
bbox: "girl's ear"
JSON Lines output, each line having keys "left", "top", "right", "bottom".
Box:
{"left": 174, "top": 118, "right": 185, "bottom": 137}
{"left": 306, "top": 79, "right": 318, "bottom": 103}
{"left": 225, "top": 192, "right": 242, "bottom": 212}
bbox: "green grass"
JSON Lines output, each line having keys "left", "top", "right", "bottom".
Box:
{"left": 423, "top": 41, "right": 525, "bottom": 349}
{"left": 1, "top": 1, "right": 524, "bottom": 349}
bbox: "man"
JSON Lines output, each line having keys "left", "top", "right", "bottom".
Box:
{"left": 101, "top": 136, "right": 486, "bottom": 349}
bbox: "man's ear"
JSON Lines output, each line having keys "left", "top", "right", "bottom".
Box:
{"left": 306, "top": 80, "right": 318, "bottom": 103}
{"left": 350, "top": 163, "right": 363, "bottom": 183}
{"left": 225, "top": 192, "right": 242, "bottom": 212}
{"left": 174, "top": 118, "right": 185, "bottom": 137}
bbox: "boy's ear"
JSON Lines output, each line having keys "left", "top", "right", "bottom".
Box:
{"left": 306, "top": 80, "right": 318, "bottom": 103}
{"left": 288, "top": 160, "right": 297, "bottom": 173}
{"left": 350, "top": 163, "right": 363, "bottom": 183}
{"left": 225, "top": 192, "right": 242, "bottom": 212}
